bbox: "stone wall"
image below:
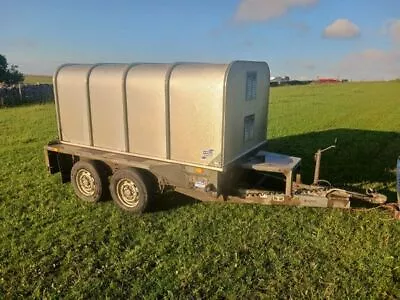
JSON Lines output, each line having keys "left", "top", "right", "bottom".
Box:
{"left": 0, "top": 84, "right": 54, "bottom": 107}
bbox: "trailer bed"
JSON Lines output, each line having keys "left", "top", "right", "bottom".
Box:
{"left": 45, "top": 141, "right": 387, "bottom": 212}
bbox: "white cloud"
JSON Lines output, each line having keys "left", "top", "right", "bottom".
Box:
{"left": 334, "top": 49, "right": 400, "bottom": 80}
{"left": 323, "top": 19, "right": 360, "bottom": 39}
{"left": 386, "top": 19, "right": 400, "bottom": 43}
{"left": 234, "top": 0, "right": 318, "bottom": 22}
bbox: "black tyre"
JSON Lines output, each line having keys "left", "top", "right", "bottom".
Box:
{"left": 71, "top": 160, "right": 106, "bottom": 203}
{"left": 109, "top": 168, "right": 150, "bottom": 213}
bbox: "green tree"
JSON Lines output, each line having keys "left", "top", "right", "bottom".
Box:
{"left": 0, "top": 54, "right": 24, "bottom": 85}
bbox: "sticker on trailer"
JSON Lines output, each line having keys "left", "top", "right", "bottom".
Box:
{"left": 201, "top": 149, "right": 214, "bottom": 160}
{"left": 194, "top": 179, "right": 207, "bottom": 189}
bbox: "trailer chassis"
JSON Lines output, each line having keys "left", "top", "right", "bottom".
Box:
{"left": 45, "top": 141, "right": 396, "bottom": 216}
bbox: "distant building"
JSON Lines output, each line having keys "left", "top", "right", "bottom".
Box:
{"left": 316, "top": 78, "right": 339, "bottom": 84}
{"left": 270, "top": 76, "right": 290, "bottom": 85}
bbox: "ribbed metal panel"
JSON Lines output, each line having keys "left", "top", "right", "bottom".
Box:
{"left": 89, "top": 64, "right": 129, "bottom": 151}
{"left": 55, "top": 64, "right": 93, "bottom": 145}
{"left": 169, "top": 63, "right": 227, "bottom": 167}
{"left": 126, "top": 64, "right": 170, "bottom": 158}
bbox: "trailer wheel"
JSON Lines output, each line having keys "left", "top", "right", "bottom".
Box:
{"left": 110, "top": 168, "right": 150, "bottom": 213}
{"left": 71, "top": 160, "right": 106, "bottom": 203}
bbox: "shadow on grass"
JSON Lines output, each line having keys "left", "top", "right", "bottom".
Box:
{"left": 150, "top": 192, "right": 201, "bottom": 213}
{"left": 150, "top": 128, "right": 399, "bottom": 211}
{"left": 267, "top": 128, "right": 400, "bottom": 200}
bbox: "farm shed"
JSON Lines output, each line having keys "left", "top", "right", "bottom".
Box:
{"left": 316, "top": 78, "right": 340, "bottom": 84}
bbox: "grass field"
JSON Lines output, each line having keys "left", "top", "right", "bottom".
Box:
{"left": 23, "top": 75, "right": 52, "bottom": 85}
{"left": 1, "top": 82, "right": 400, "bottom": 298}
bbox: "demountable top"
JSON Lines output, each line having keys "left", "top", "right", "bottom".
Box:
{"left": 54, "top": 61, "right": 270, "bottom": 171}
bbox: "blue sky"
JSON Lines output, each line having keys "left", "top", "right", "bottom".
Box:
{"left": 1, "top": 0, "right": 399, "bottom": 80}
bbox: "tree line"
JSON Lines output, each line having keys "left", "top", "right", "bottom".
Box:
{"left": 0, "top": 54, "right": 24, "bottom": 85}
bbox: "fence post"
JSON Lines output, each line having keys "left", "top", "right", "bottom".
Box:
{"left": 18, "top": 83, "right": 23, "bottom": 104}
{"left": 0, "top": 87, "right": 3, "bottom": 107}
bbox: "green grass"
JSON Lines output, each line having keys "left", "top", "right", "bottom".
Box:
{"left": 23, "top": 75, "right": 52, "bottom": 85}
{"left": 1, "top": 82, "right": 400, "bottom": 298}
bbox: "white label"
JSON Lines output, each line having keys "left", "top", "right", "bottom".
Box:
{"left": 194, "top": 179, "right": 207, "bottom": 189}
{"left": 201, "top": 149, "right": 214, "bottom": 160}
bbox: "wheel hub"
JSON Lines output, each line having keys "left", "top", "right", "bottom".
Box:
{"left": 117, "top": 179, "right": 140, "bottom": 207}
{"left": 76, "top": 169, "right": 96, "bottom": 197}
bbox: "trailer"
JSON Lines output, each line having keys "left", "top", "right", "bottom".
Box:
{"left": 45, "top": 61, "right": 390, "bottom": 213}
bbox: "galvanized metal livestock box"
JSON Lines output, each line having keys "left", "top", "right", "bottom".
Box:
{"left": 54, "top": 61, "right": 270, "bottom": 171}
